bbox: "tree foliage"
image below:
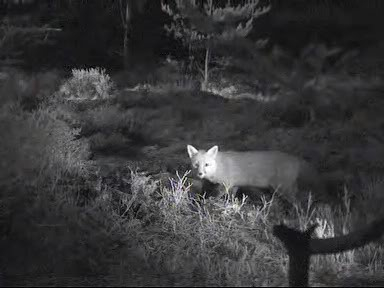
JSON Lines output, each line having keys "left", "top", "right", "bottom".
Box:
{"left": 161, "top": 0, "right": 270, "bottom": 89}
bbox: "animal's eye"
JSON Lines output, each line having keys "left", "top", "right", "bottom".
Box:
{"left": 205, "top": 163, "right": 210, "bottom": 167}
{"left": 193, "top": 163, "right": 198, "bottom": 168}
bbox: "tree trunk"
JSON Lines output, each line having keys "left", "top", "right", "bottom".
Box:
{"left": 123, "top": 24, "right": 129, "bottom": 69}
{"left": 202, "top": 46, "right": 210, "bottom": 90}
{"left": 121, "top": 0, "right": 132, "bottom": 69}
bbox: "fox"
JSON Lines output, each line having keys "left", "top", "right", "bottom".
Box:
{"left": 187, "top": 144, "right": 325, "bottom": 205}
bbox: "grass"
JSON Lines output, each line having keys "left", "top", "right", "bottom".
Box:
{"left": 1, "top": 46, "right": 384, "bottom": 286}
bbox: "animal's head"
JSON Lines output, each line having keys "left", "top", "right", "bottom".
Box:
{"left": 187, "top": 145, "right": 218, "bottom": 179}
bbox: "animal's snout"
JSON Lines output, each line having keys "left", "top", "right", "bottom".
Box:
{"left": 198, "top": 172, "right": 204, "bottom": 178}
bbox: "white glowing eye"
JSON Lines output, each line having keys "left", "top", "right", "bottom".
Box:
{"left": 193, "top": 163, "right": 198, "bottom": 168}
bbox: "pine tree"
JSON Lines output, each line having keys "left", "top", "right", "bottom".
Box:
{"left": 161, "top": 0, "right": 270, "bottom": 90}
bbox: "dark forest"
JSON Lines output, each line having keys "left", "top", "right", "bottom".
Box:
{"left": 1, "top": 0, "right": 384, "bottom": 286}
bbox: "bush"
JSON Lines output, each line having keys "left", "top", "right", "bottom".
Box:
{"left": 118, "top": 171, "right": 287, "bottom": 286}
{"left": 59, "top": 67, "right": 115, "bottom": 101}
{"left": 0, "top": 104, "right": 90, "bottom": 188}
{"left": 31, "top": 107, "right": 91, "bottom": 176}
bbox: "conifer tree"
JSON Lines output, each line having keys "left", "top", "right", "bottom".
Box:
{"left": 162, "top": 0, "right": 270, "bottom": 90}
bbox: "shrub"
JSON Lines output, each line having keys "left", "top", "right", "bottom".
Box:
{"left": 123, "top": 171, "right": 287, "bottom": 286}
{"left": 0, "top": 104, "right": 90, "bottom": 189}
{"left": 59, "top": 67, "right": 115, "bottom": 101}
{"left": 31, "top": 107, "right": 91, "bottom": 177}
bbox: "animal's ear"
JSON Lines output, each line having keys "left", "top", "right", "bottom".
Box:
{"left": 187, "top": 145, "right": 199, "bottom": 158}
{"left": 206, "top": 145, "right": 218, "bottom": 158}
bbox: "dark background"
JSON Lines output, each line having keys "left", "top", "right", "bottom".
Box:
{"left": 1, "top": 0, "right": 384, "bottom": 71}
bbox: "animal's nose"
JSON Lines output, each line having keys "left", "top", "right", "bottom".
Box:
{"left": 198, "top": 172, "right": 203, "bottom": 177}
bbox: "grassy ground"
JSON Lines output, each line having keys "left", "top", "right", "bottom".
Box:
{"left": 1, "top": 50, "right": 384, "bottom": 286}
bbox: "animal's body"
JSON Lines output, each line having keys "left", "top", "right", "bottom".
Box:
{"left": 187, "top": 145, "right": 324, "bottom": 205}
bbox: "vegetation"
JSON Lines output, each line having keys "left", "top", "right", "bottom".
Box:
{"left": 1, "top": 0, "right": 384, "bottom": 287}
{"left": 161, "top": 0, "right": 270, "bottom": 90}
{"left": 1, "top": 43, "right": 384, "bottom": 285}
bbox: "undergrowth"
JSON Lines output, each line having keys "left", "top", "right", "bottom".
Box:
{"left": 1, "top": 61, "right": 384, "bottom": 286}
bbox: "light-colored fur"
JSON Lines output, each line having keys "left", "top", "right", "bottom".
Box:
{"left": 187, "top": 145, "right": 324, "bottom": 204}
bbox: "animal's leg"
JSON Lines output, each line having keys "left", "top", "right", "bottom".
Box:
{"left": 216, "top": 185, "right": 239, "bottom": 200}
{"left": 215, "top": 184, "right": 227, "bottom": 199}
{"left": 201, "top": 179, "right": 221, "bottom": 199}
{"left": 229, "top": 186, "right": 239, "bottom": 199}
